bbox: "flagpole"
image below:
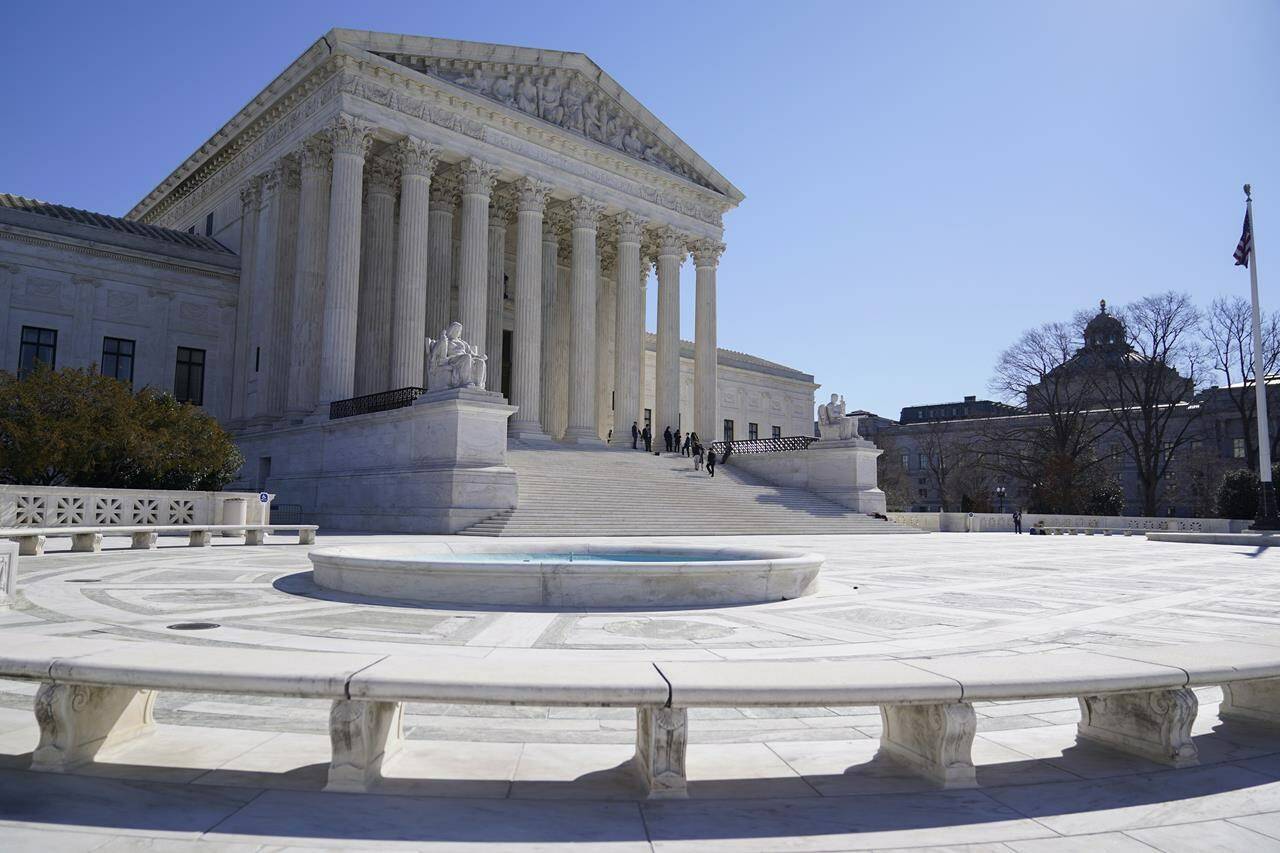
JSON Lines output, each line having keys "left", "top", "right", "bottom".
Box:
{"left": 1245, "top": 184, "right": 1278, "bottom": 528}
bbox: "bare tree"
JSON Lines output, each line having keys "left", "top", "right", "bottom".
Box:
{"left": 913, "top": 419, "right": 974, "bottom": 511}
{"left": 1094, "top": 292, "right": 1203, "bottom": 516}
{"left": 874, "top": 433, "right": 915, "bottom": 511}
{"left": 1201, "top": 295, "right": 1280, "bottom": 468}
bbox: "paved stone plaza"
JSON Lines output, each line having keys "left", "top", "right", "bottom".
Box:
{"left": 3, "top": 532, "right": 1280, "bottom": 849}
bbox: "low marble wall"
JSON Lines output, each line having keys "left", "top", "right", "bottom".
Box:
{"left": 888, "top": 512, "right": 1251, "bottom": 534}
{"left": 729, "top": 440, "right": 886, "bottom": 515}
{"left": 0, "top": 486, "right": 270, "bottom": 529}
{"left": 0, "top": 541, "right": 15, "bottom": 607}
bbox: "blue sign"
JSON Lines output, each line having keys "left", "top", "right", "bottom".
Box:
{"left": 258, "top": 492, "right": 269, "bottom": 503}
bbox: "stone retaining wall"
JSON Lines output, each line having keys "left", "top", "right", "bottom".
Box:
{"left": 888, "top": 511, "right": 1251, "bottom": 534}
{"left": 0, "top": 485, "right": 271, "bottom": 528}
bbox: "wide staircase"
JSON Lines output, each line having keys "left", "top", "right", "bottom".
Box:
{"left": 458, "top": 441, "right": 921, "bottom": 536}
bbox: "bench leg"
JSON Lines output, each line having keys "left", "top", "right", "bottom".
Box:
{"left": 244, "top": 529, "right": 265, "bottom": 546}
{"left": 1077, "top": 688, "right": 1198, "bottom": 767}
{"left": 188, "top": 530, "right": 212, "bottom": 547}
{"left": 634, "top": 706, "right": 688, "bottom": 799}
{"left": 325, "top": 699, "right": 404, "bottom": 792}
{"left": 16, "top": 535, "right": 45, "bottom": 556}
{"left": 71, "top": 533, "right": 102, "bottom": 553}
{"left": 1220, "top": 678, "right": 1280, "bottom": 725}
{"left": 299, "top": 529, "right": 316, "bottom": 545}
{"left": 878, "top": 702, "right": 976, "bottom": 787}
{"left": 130, "top": 531, "right": 158, "bottom": 550}
{"left": 31, "top": 683, "right": 156, "bottom": 771}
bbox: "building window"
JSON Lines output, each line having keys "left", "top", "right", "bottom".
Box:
{"left": 723, "top": 419, "right": 735, "bottom": 442}
{"left": 748, "top": 422, "right": 759, "bottom": 440}
{"left": 1234, "top": 438, "right": 1246, "bottom": 459}
{"left": 205, "top": 212, "right": 215, "bottom": 236}
{"left": 918, "top": 453, "right": 927, "bottom": 469}
{"left": 174, "top": 347, "right": 206, "bottom": 405}
{"left": 918, "top": 488, "right": 928, "bottom": 498}
{"left": 644, "top": 408, "right": 651, "bottom": 430}
{"left": 772, "top": 426, "right": 782, "bottom": 439}
{"left": 18, "top": 326, "right": 57, "bottom": 376}
{"left": 101, "top": 337, "right": 135, "bottom": 386}
{"left": 900, "top": 453, "right": 909, "bottom": 469}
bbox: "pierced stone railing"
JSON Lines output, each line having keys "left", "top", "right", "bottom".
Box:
{"left": 708, "top": 435, "right": 817, "bottom": 456}
{"left": 329, "top": 386, "right": 426, "bottom": 420}
{"left": 0, "top": 486, "right": 270, "bottom": 529}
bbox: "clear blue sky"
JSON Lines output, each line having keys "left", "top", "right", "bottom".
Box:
{"left": 4, "top": 1, "right": 1277, "bottom": 418}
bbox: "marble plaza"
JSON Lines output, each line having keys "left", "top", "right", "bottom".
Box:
{"left": 4, "top": 532, "right": 1280, "bottom": 850}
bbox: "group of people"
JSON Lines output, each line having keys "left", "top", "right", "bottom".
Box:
{"left": 630, "top": 422, "right": 723, "bottom": 477}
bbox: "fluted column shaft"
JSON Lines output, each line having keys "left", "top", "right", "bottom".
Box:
{"left": 318, "top": 115, "right": 372, "bottom": 404}
{"left": 286, "top": 138, "right": 331, "bottom": 416}
{"left": 354, "top": 158, "right": 398, "bottom": 396}
{"left": 692, "top": 240, "right": 724, "bottom": 441}
{"left": 595, "top": 264, "right": 615, "bottom": 439}
{"left": 538, "top": 219, "right": 560, "bottom": 437}
{"left": 612, "top": 215, "right": 645, "bottom": 444}
{"left": 262, "top": 159, "right": 300, "bottom": 420}
{"left": 655, "top": 229, "right": 684, "bottom": 439}
{"left": 425, "top": 171, "right": 459, "bottom": 347}
{"left": 486, "top": 193, "right": 513, "bottom": 392}
{"left": 511, "top": 179, "right": 552, "bottom": 439}
{"left": 457, "top": 159, "right": 498, "bottom": 360}
{"left": 564, "top": 196, "right": 605, "bottom": 443}
{"left": 231, "top": 179, "right": 261, "bottom": 424}
{"left": 389, "top": 139, "right": 438, "bottom": 390}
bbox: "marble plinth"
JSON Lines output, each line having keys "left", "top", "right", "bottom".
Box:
{"left": 729, "top": 440, "right": 887, "bottom": 514}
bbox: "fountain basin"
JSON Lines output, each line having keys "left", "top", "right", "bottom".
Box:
{"left": 308, "top": 542, "right": 824, "bottom": 608}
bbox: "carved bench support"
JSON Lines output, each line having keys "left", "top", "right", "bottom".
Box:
{"left": 634, "top": 706, "right": 688, "bottom": 798}
{"left": 71, "top": 533, "right": 102, "bottom": 553}
{"left": 1220, "top": 678, "right": 1280, "bottom": 725}
{"left": 16, "top": 535, "right": 45, "bottom": 556}
{"left": 1078, "top": 688, "right": 1198, "bottom": 767}
{"left": 325, "top": 699, "right": 404, "bottom": 792}
{"left": 130, "top": 531, "right": 158, "bottom": 550}
{"left": 31, "top": 682, "right": 156, "bottom": 771}
{"left": 299, "top": 529, "right": 316, "bottom": 545}
{"left": 244, "top": 529, "right": 266, "bottom": 546}
{"left": 188, "top": 530, "right": 212, "bottom": 547}
{"left": 878, "top": 702, "right": 977, "bottom": 787}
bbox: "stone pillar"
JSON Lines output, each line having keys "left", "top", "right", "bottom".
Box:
{"left": 317, "top": 114, "right": 373, "bottom": 405}
{"left": 286, "top": 137, "right": 332, "bottom": 417}
{"left": 639, "top": 247, "right": 652, "bottom": 426}
{"left": 486, "top": 190, "right": 514, "bottom": 393}
{"left": 564, "top": 195, "right": 605, "bottom": 444}
{"left": 246, "top": 160, "right": 298, "bottom": 424}
{"left": 264, "top": 159, "right": 300, "bottom": 420}
{"left": 231, "top": 179, "right": 261, "bottom": 425}
{"left": 551, "top": 248, "right": 572, "bottom": 439}
{"left": 612, "top": 213, "right": 646, "bottom": 445}
{"left": 456, "top": 159, "right": 499, "bottom": 361}
{"left": 389, "top": 138, "right": 439, "bottom": 390}
{"left": 538, "top": 212, "right": 561, "bottom": 437}
{"left": 596, "top": 240, "right": 617, "bottom": 440}
{"left": 691, "top": 240, "right": 724, "bottom": 442}
{"left": 510, "top": 177, "right": 553, "bottom": 440}
{"left": 354, "top": 156, "right": 399, "bottom": 396}
{"left": 655, "top": 228, "right": 685, "bottom": 441}
{"left": 425, "top": 169, "right": 461, "bottom": 346}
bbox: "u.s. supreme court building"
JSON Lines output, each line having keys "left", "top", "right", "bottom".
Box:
{"left": 0, "top": 30, "right": 830, "bottom": 532}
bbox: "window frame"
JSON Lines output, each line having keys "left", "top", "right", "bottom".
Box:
{"left": 174, "top": 346, "right": 206, "bottom": 405}
{"left": 18, "top": 325, "right": 57, "bottom": 376}
{"left": 100, "top": 336, "right": 136, "bottom": 386}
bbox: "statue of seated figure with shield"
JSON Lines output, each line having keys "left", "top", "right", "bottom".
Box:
{"left": 425, "top": 322, "right": 488, "bottom": 391}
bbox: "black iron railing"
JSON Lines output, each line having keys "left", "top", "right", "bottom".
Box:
{"left": 708, "top": 435, "right": 818, "bottom": 456}
{"left": 329, "top": 386, "right": 426, "bottom": 420}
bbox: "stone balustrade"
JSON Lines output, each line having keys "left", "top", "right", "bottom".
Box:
{"left": 0, "top": 485, "right": 272, "bottom": 530}
{"left": 2, "top": 635, "right": 1278, "bottom": 799}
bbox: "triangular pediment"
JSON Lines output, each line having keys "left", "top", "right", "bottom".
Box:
{"left": 331, "top": 30, "right": 742, "bottom": 202}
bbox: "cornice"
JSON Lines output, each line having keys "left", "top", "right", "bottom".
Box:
{"left": 0, "top": 225, "right": 240, "bottom": 284}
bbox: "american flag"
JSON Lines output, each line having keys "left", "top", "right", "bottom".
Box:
{"left": 1236, "top": 207, "right": 1254, "bottom": 267}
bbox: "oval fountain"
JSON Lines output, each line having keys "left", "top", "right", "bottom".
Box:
{"left": 308, "top": 542, "right": 824, "bottom": 608}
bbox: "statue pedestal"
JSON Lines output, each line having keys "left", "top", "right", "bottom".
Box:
{"left": 729, "top": 438, "right": 886, "bottom": 515}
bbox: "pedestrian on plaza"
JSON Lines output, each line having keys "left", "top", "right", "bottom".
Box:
{"left": 721, "top": 444, "right": 733, "bottom": 466}
{"left": 664, "top": 426, "right": 673, "bottom": 453}
{"left": 682, "top": 434, "right": 691, "bottom": 456}
{"left": 674, "top": 429, "right": 682, "bottom": 456}
{"left": 642, "top": 424, "right": 652, "bottom": 452}
{"left": 631, "top": 421, "right": 640, "bottom": 450}
{"left": 689, "top": 431, "right": 699, "bottom": 451}
{"left": 693, "top": 442, "right": 704, "bottom": 471}
{"left": 1012, "top": 510, "right": 1023, "bottom": 534}
{"left": 706, "top": 448, "right": 717, "bottom": 477}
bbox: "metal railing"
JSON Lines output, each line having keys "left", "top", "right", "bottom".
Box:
{"left": 708, "top": 435, "right": 818, "bottom": 456}
{"left": 329, "top": 387, "right": 426, "bottom": 420}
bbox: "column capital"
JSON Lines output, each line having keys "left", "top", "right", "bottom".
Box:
{"left": 458, "top": 158, "right": 500, "bottom": 197}
{"left": 327, "top": 113, "right": 374, "bottom": 158}
{"left": 430, "top": 169, "right": 462, "bottom": 212}
{"left": 569, "top": 195, "right": 606, "bottom": 231}
{"left": 653, "top": 225, "right": 687, "bottom": 259}
{"left": 617, "top": 212, "right": 649, "bottom": 244}
{"left": 239, "top": 178, "right": 261, "bottom": 212}
{"left": 394, "top": 137, "right": 441, "bottom": 179}
{"left": 515, "top": 176, "right": 554, "bottom": 214}
{"left": 299, "top": 137, "right": 333, "bottom": 177}
{"left": 689, "top": 239, "right": 726, "bottom": 268}
{"left": 365, "top": 156, "right": 399, "bottom": 197}
{"left": 599, "top": 240, "right": 618, "bottom": 276}
{"left": 490, "top": 188, "right": 517, "bottom": 226}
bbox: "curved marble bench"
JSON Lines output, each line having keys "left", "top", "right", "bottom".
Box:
{"left": 1, "top": 524, "right": 319, "bottom": 555}
{"left": 1, "top": 634, "right": 1278, "bottom": 799}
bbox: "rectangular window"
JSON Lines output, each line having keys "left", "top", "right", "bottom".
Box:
{"left": 100, "top": 337, "right": 135, "bottom": 386}
{"left": 900, "top": 453, "right": 909, "bottom": 469}
{"left": 204, "top": 212, "right": 215, "bottom": 236}
{"left": 918, "top": 488, "right": 928, "bottom": 498}
{"left": 18, "top": 325, "right": 57, "bottom": 376}
{"left": 748, "top": 422, "right": 759, "bottom": 440}
{"left": 174, "top": 346, "right": 206, "bottom": 405}
{"left": 723, "top": 419, "right": 735, "bottom": 442}
{"left": 772, "top": 426, "right": 782, "bottom": 439}
{"left": 918, "top": 453, "right": 927, "bottom": 469}
{"left": 1233, "top": 437, "right": 1246, "bottom": 459}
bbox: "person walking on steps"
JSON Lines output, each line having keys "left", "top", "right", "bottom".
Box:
{"left": 706, "top": 448, "right": 717, "bottom": 478}
{"left": 631, "top": 421, "right": 640, "bottom": 450}
{"left": 642, "top": 424, "right": 652, "bottom": 453}
{"left": 674, "top": 429, "right": 682, "bottom": 456}
{"left": 681, "top": 433, "right": 691, "bottom": 456}
{"left": 663, "top": 426, "right": 673, "bottom": 453}
{"left": 693, "top": 442, "right": 703, "bottom": 471}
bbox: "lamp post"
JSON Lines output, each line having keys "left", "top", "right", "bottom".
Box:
{"left": 996, "top": 486, "right": 1006, "bottom": 514}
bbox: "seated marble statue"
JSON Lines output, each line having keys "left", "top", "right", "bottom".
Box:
{"left": 817, "top": 393, "right": 859, "bottom": 441}
{"left": 425, "top": 322, "right": 488, "bottom": 391}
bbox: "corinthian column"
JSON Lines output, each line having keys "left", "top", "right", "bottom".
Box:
{"left": 286, "top": 137, "right": 332, "bottom": 417}
{"left": 486, "top": 190, "right": 514, "bottom": 392}
{"left": 596, "top": 236, "right": 617, "bottom": 440}
{"left": 318, "top": 114, "right": 372, "bottom": 405}
{"left": 389, "top": 137, "right": 439, "bottom": 390}
{"left": 510, "top": 177, "right": 553, "bottom": 440}
{"left": 425, "top": 169, "right": 460, "bottom": 346}
{"left": 691, "top": 239, "right": 725, "bottom": 441}
{"left": 457, "top": 158, "right": 499, "bottom": 361}
{"left": 231, "top": 178, "right": 261, "bottom": 425}
{"left": 612, "top": 213, "right": 646, "bottom": 444}
{"left": 564, "top": 195, "right": 606, "bottom": 444}
{"left": 654, "top": 227, "right": 685, "bottom": 441}
{"left": 354, "top": 156, "right": 398, "bottom": 396}
{"left": 540, "top": 209, "right": 565, "bottom": 437}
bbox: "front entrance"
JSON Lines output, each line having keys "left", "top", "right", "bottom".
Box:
{"left": 501, "top": 329, "right": 513, "bottom": 399}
